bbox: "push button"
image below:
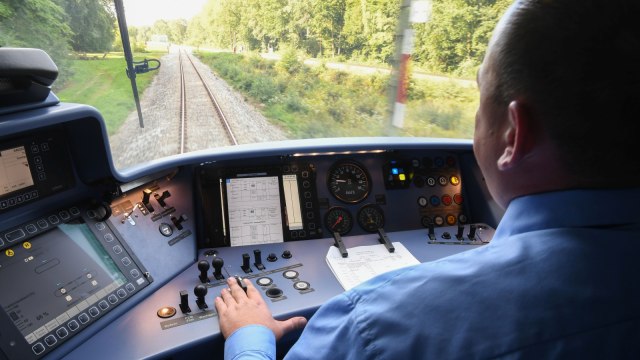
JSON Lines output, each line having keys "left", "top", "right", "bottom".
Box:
{"left": 5, "top": 229, "right": 25, "bottom": 242}
{"left": 68, "top": 320, "right": 79, "bottom": 331}
{"left": 56, "top": 327, "right": 68, "bottom": 338}
{"left": 78, "top": 313, "right": 90, "bottom": 324}
{"left": 44, "top": 335, "right": 57, "bottom": 347}
{"left": 98, "top": 300, "right": 109, "bottom": 310}
{"left": 32, "top": 343, "right": 46, "bottom": 355}
{"left": 89, "top": 307, "right": 99, "bottom": 317}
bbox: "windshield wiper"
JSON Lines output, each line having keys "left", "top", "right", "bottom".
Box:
{"left": 113, "top": 0, "right": 161, "bottom": 129}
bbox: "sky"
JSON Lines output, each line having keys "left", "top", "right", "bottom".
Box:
{"left": 122, "top": 0, "right": 209, "bottom": 26}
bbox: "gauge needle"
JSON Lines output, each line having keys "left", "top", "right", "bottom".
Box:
{"left": 335, "top": 179, "right": 346, "bottom": 183}
{"left": 331, "top": 215, "right": 343, "bottom": 229}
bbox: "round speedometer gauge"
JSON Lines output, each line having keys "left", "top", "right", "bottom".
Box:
{"left": 327, "top": 160, "right": 371, "bottom": 204}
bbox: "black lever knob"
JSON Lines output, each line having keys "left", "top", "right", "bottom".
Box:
{"left": 194, "top": 284, "right": 208, "bottom": 309}
{"left": 155, "top": 190, "right": 171, "bottom": 207}
{"left": 241, "top": 253, "right": 252, "bottom": 273}
{"left": 212, "top": 257, "right": 224, "bottom": 280}
{"left": 198, "top": 260, "right": 210, "bottom": 283}
{"left": 253, "top": 249, "right": 265, "bottom": 270}
{"left": 171, "top": 214, "right": 188, "bottom": 230}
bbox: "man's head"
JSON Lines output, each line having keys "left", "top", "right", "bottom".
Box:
{"left": 474, "top": 0, "right": 640, "bottom": 208}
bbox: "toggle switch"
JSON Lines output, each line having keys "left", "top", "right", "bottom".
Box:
{"left": 456, "top": 224, "right": 464, "bottom": 240}
{"left": 241, "top": 253, "right": 252, "bottom": 273}
{"left": 171, "top": 214, "right": 188, "bottom": 230}
{"left": 142, "top": 189, "right": 155, "bottom": 213}
{"left": 155, "top": 190, "right": 171, "bottom": 207}
{"left": 468, "top": 224, "right": 477, "bottom": 240}
{"left": 428, "top": 223, "right": 436, "bottom": 241}
{"left": 179, "top": 290, "right": 191, "bottom": 314}
{"left": 253, "top": 249, "right": 265, "bottom": 270}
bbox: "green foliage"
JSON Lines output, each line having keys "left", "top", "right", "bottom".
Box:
{"left": 197, "top": 52, "right": 477, "bottom": 140}
{"left": 276, "top": 47, "right": 303, "bottom": 74}
{"left": 0, "top": 0, "right": 72, "bottom": 68}
{"left": 56, "top": 55, "right": 158, "bottom": 134}
{"left": 186, "top": 0, "right": 508, "bottom": 76}
{"left": 54, "top": 0, "right": 115, "bottom": 53}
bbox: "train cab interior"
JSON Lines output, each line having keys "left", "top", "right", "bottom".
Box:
{"left": 0, "top": 1, "right": 509, "bottom": 359}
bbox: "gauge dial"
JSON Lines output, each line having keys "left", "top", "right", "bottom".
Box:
{"left": 357, "top": 204, "right": 385, "bottom": 232}
{"left": 325, "top": 207, "right": 353, "bottom": 235}
{"left": 327, "top": 160, "right": 371, "bottom": 204}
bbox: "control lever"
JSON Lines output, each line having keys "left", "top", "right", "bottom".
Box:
{"left": 468, "top": 224, "right": 477, "bottom": 240}
{"left": 428, "top": 223, "right": 436, "bottom": 241}
{"left": 377, "top": 228, "right": 395, "bottom": 253}
{"left": 332, "top": 232, "right": 348, "bottom": 258}
{"left": 253, "top": 249, "right": 265, "bottom": 270}
{"left": 142, "top": 189, "right": 155, "bottom": 213}
{"left": 179, "top": 290, "right": 191, "bottom": 314}
{"left": 194, "top": 285, "right": 208, "bottom": 309}
{"left": 197, "top": 260, "right": 210, "bottom": 283}
{"left": 154, "top": 190, "right": 171, "bottom": 207}
{"left": 212, "top": 256, "right": 225, "bottom": 280}
{"left": 241, "top": 253, "right": 252, "bottom": 273}
{"left": 456, "top": 225, "right": 465, "bottom": 240}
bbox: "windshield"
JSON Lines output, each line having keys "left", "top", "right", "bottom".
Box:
{"left": 0, "top": 0, "right": 510, "bottom": 170}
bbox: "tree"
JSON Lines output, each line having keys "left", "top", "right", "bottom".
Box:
{"left": 413, "top": 0, "right": 511, "bottom": 76}
{"left": 0, "top": 0, "right": 72, "bottom": 64}
{"left": 55, "top": 0, "right": 116, "bottom": 53}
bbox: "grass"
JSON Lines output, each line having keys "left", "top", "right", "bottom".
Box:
{"left": 196, "top": 52, "right": 478, "bottom": 140}
{"left": 56, "top": 52, "right": 161, "bottom": 135}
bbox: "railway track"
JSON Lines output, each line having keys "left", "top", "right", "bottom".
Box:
{"left": 178, "top": 48, "right": 238, "bottom": 153}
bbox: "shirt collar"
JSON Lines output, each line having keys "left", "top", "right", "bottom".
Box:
{"left": 493, "top": 188, "right": 640, "bottom": 239}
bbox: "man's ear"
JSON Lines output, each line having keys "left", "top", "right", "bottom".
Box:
{"left": 497, "top": 100, "right": 535, "bottom": 171}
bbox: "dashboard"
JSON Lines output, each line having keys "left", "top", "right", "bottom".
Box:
{"left": 0, "top": 103, "right": 502, "bottom": 359}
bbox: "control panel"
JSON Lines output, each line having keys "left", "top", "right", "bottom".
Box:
{"left": 0, "top": 128, "right": 75, "bottom": 215}
{"left": 0, "top": 203, "right": 152, "bottom": 359}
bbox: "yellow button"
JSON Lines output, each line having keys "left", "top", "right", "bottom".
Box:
{"left": 399, "top": 174, "right": 406, "bottom": 181}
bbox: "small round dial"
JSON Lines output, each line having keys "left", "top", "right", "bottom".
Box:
{"left": 325, "top": 207, "right": 353, "bottom": 235}
{"left": 357, "top": 204, "right": 385, "bottom": 232}
{"left": 327, "top": 160, "right": 371, "bottom": 204}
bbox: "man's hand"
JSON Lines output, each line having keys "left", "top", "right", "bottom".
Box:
{"left": 215, "top": 277, "right": 308, "bottom": 339}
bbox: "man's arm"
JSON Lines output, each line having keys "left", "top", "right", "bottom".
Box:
{"left": 215, "top": 277, "right": 307, "bottom": 359}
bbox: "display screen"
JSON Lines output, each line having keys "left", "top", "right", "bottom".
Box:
{"left": 0, "top": 219, "right": 127, "bottom": 344}
{"left": 0, "top": 145, "right": 34, "bottom": 197}
{"left": 226, "top": 176, "right": 284, "bottom": 246}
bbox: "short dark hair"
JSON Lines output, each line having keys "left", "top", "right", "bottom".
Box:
{"left": 492, "top": 0, "right": 640, "bottom": 182}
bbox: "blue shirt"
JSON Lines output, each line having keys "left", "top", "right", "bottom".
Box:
{"left": 225, "top": 188, "right": 640, "bottom": 359}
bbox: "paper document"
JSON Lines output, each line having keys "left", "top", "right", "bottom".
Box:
{"left": 326, "top": 242, "right": 420, "bottom": 291}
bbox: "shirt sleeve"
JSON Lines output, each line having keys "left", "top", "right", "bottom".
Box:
{"left": 284, "top": 291, "right": 375, "bottom": 359}
{"left": 224, "top": 325, "right": 276, "bottom": 360}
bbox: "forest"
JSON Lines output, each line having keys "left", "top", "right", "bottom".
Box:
{"left": 2, "top": 0, "right": 510, "bottom": 78}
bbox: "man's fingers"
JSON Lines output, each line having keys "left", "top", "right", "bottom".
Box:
{"left": 227, "top": 277, "right": 249, "bottom": 302}
{"left": 278, "top": 316, "right": 308, "bottom": 337}
{"left": 220, "top": 286, "right": 235, "bottom": 305}
{"left": 244, "top": 279, "right": 263, "bottom": 301}
{"left": 214, "top": 296, "right": 226, "bottom": 313}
